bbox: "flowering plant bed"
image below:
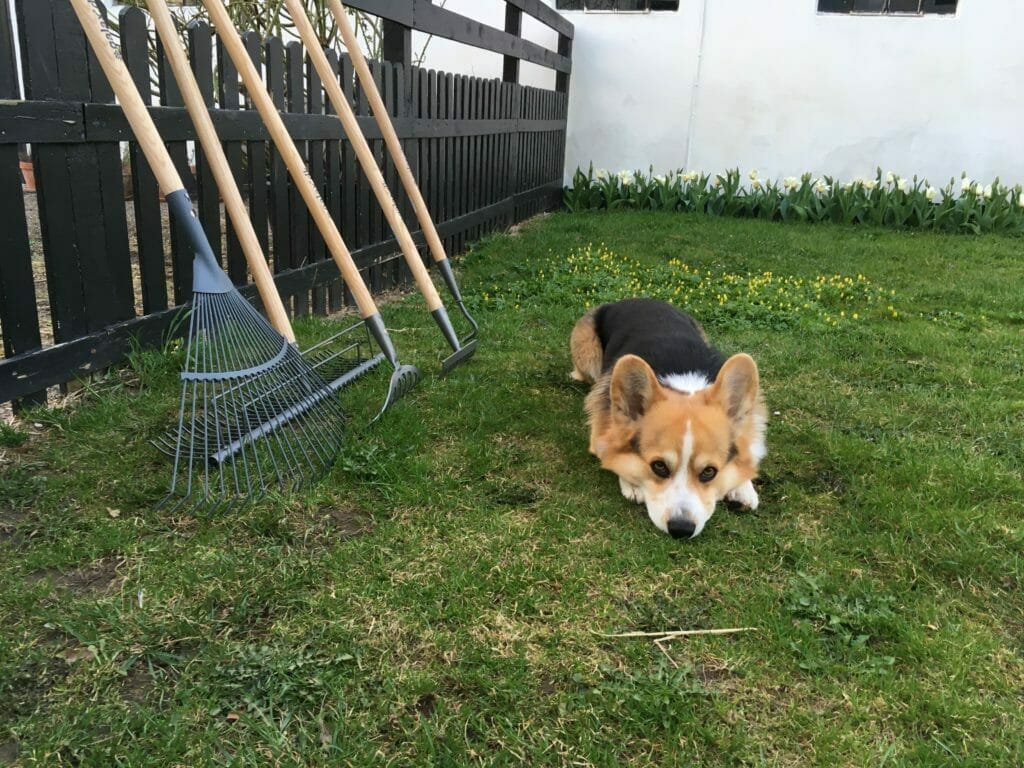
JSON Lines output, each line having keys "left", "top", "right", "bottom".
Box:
{"left": 564, "top": 165, "right": 1024, "bottom": 234}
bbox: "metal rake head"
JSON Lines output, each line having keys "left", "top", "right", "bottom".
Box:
{"left": 441, "top": 337, "right": 478, "bottom": 376}
{"left": 157, "top": 289, "right": 347, "bottom": 512}
{"left": 372, "top": 363, "right": 422, "bottom": 422}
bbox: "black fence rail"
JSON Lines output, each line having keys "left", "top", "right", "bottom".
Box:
{"left": 0, "top": 0, "right": 573, "bottom": 408}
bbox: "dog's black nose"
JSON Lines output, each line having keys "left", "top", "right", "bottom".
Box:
{"left": 667, "top": 518, "right": 696, "bottom": 539}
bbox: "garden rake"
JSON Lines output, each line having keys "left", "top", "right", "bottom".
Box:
{"left": 146, "top": 0, "right": 380, "bottom": 461}
{"left": 70, "top": 0, "right": 347, "bottom": 512}
{"left": 329, "top": 0, "right": 479, "bottom": 346}
{"left": 202, "top": 0, "right": 420, "bottom": 420}
{"left": 286, "top": 0, "right": 476, "bottom": 375}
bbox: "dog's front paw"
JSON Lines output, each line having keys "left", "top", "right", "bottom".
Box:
{"left": 726, "top": 480, "right": 759, "bottom": 510}
{"left": 619, "top": 477, "right": 645, "bottom": 505}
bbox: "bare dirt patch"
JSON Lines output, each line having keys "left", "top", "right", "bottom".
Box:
{"left": 27, "top": 556, "right": 125, "bottom": 595}
{"left": 0, "top": 740, "right": 19, "bottom": 765}
{"left": 326, "top": 505, "right": 374, "bottom": 540}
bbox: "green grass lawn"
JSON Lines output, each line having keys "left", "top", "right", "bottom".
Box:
{"left": 2, "top": 212, "right": 1022, "bottom": 766}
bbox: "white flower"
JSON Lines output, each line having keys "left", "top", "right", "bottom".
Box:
{"left": 782, "top": 176, "right": 799, "bottom": 191}
{"left": 885, "top": 171, "right": 896, "bottom": 185}
{"left": 620, "top": 173, "right": 635, "bottom": 187}
{"left": 1018, "top": 196, "right": 1024, "bottom": 209}
{"left": 973, "top": 182, "right": 984, "bottom": 195}
{"left": 895, "top": 177, "right": 909, "bottom": 193}
{"left": 925, "top": 186, "right": 938, "bottom": 202}
{"left": 653, "top": 174, "right": 666, "bottom": 184}
{"left": 748, "top": 169, "right": 759, "bottom": 182}
{"left": 813, "top": 179, "right": 829, "bottom": 195}
{"left": 864, "top": 179, "right": 878, "bottom": 191}
{"left": 681, "top": 170, "right": 698, "bottom": 183}
{"left": 751, "top": 179, "right": 763, "bottom": 191}
{"left": 595, "top": 168, "right": 608, "bottom": 180}
{"left": 960, "top": 176, "right": 972, "bottom": 193}
{"left": 842, "top": 182, "right": 854, "bottom": 192}
{"left": 983, "top": 184, "right": 993, "bottom": 199}
{"left": 712, "top": 176, "right": 722, "bottom": 188}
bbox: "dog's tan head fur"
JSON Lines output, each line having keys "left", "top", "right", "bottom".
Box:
{"left": 586, "top": 353, "right": 766, "bottom": 537}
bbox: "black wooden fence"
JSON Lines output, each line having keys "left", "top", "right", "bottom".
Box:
{"left": 0, "top": 0, "right": 573, "bottom": 408}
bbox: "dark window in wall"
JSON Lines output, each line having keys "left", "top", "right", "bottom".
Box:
{"left": 556, "top": 0, "right": 681, "bottom": 10}
{"left": 818, "top": 0, "right": 958, "bottom": 14}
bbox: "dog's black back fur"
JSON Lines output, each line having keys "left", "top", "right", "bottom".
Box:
{"left": 594, "top": 299, "right": 725, "bottom": 380}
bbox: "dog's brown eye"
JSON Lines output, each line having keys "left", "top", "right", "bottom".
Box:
{"left": 650, "top": 460, "right": 670, "bottom": 479}
{"left": 698, "top": 466, "right": 718, "bottom": 483}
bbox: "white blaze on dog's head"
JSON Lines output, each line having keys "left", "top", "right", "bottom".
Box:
{"left": 597, "top": 354, "right": 765, "bottom": 539}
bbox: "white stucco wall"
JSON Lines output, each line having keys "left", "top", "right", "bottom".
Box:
{"left": 420, "top": 0, "right": 1024, "bottom": 188}
{"left": 687, "top": 0, "right": 1024, "bottom": 187}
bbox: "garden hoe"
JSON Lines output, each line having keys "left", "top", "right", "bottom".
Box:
{"left": 202, "top": 0, "right": 420, "bottom": 419}
{"left": 69, "top": 0, "right": 348, "bottom": 512}
{"left": 286, "top": 0, "right": 476, "bottom": 375}
{"left": 329, "top": 0, "right": 479, "bottom": 344}
{"left": 145, "top": 0, "right": 380, "bottom": 459}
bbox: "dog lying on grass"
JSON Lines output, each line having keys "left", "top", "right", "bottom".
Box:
{"left": 571, "top": 298, "right": 766, "bottom": 539}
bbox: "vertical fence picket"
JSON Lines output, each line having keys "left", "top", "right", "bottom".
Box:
{"left": 307, "top": 49, "right": 328, "bottom": 315}
{"left": 188, "top": 21, "right": 222, "bottom": 267}
{"left": 120, "top": 7, "right": 168, "bottom": 316}
{"left": 323, "top": 49, "right": 344, "bottom": 313}
{"left": 455, "top": 74, "right": 466, "bottom": 254}
{"left": 156, "top": 32, "right": 194, "bottom": 304}
{"left": 367, "top": 59, "right": 384, "bottom": 291}
{"left": 242, "top": 32, "right": 270, "bottom": 267}
{"left": 384, "top": 60, "right": 403, "bottom": 287}
{"left": 266, "top": 36, "right": 291, "bottom": 293}
{"left": 488, "top": 78, "right": 498, "bottom": 231}
{"left": 286, "top": 41, "right": 310, "bottom": 316}
{"left": 426, "top": 70, "right": 438, "bottom": 246}
{"left": 354, "top": 59, "right": 374, "bottom": 291}
{"left": 435, "top": 69, "right": 446, "bottom": 245}
{"left": 509, "top": 81, "right": 522, "bottom": 222}
{"left": 339, "top": 53, "right": 357, "bottom": 308}
{"left": 218, "top": 28, "right": 248, "bottom": 287}
{"left": 471, "top": 77, "right": 482, "bottom": 241}
{"left": 406, "top": 64, "right": 420, "bottom": 282}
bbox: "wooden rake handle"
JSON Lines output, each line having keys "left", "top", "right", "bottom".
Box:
{"left": 284, "top": 0, "right": 443, "bottom": 313}
{"left": 69, "top": 0, "right": 183, "bottom": 197}
{"left": 147, "top": 0, "right": 295, "bottom": 343}
{"left": 200, "top": 0, "right": 379, "bottom": 320}
{"left": 329, "top": 0, "right": 450, "bottom": 268}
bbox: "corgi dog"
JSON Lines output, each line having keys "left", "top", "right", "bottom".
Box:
{"left": 570, "top": 298, "right": 766, "bottom": 539}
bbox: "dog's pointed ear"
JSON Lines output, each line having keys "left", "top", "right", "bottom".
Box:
{"left": 710, "top": 354, "right": 760, "bottom": 423}
{"left": 610, "top": 355, "right": 663, "bottom": 424}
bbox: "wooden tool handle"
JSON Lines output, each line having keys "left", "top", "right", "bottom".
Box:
{"left": 330, "top": 0, "right": 450, "bottom": 268}
{"left": 147, "top": 0, "right": 295, "bottom": 342}
{"left": 285, "top": 0, "right": 442, "bottom": 313}
{"left": 68, "top": 0, "right": 184, "bottom": 197}
{"left": 201, "top": 0, "right": 378, "bottom": 320}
